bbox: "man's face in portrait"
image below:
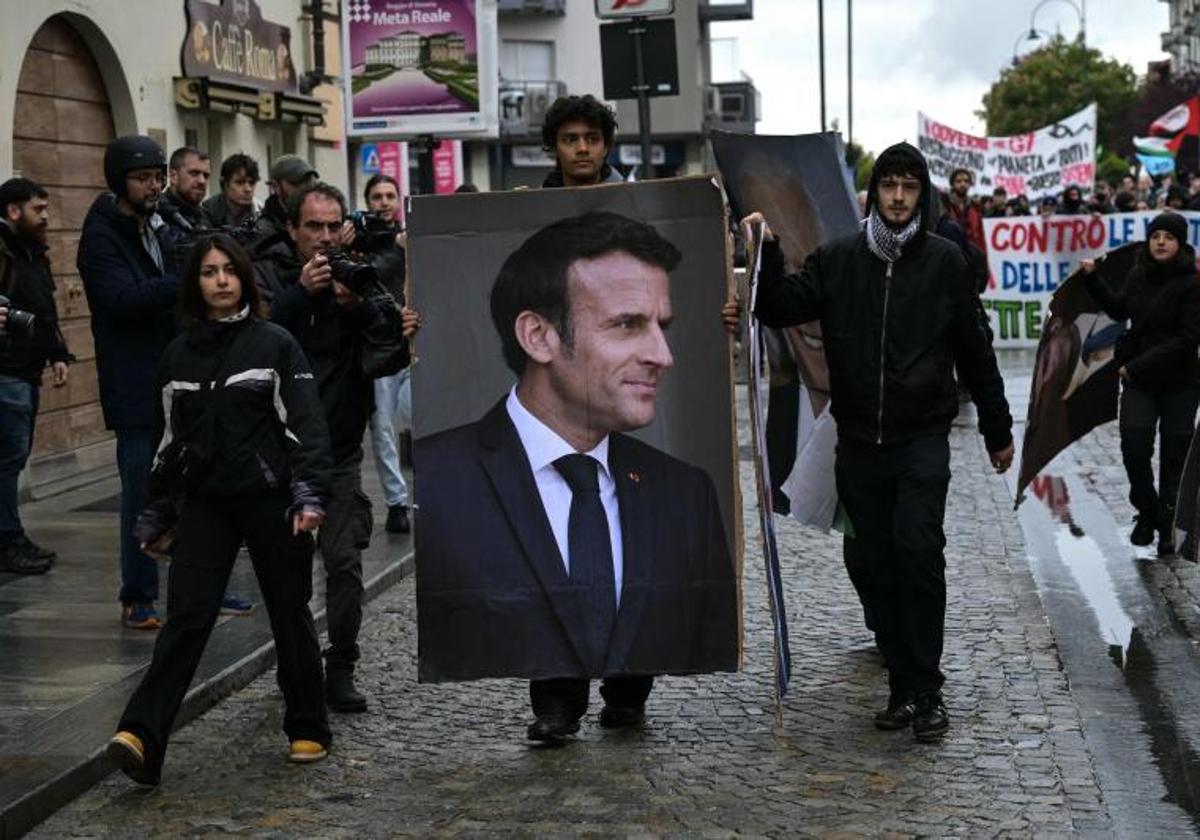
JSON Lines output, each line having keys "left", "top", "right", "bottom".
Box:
{"left": 546, "top": 251, "right": 674, "bottom": 436}
{"left": 124, "top": 168, "right": 164, "bottom": 215}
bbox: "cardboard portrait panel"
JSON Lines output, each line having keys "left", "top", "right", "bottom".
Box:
{"left": 710, "top": 131, "right": 861, "bottom": 532}
{"left": 1016, "top": 242, "right": 1140, "bottom": 503}
{"left": 407, "top": 177, "right": 740, "bottom": 682}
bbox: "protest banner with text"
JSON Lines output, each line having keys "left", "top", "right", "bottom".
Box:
{"left": 918, "top": 104, "right": 1096, "bottom": 201}
{"left": 982, "top": 211, "right": 1200, "bottom": 348}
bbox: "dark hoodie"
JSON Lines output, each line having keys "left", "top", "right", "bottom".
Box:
{"left": 540, "top": 162, "right": 625, "bottom": 189}
{"left": 0, "top": 222, "right": 72, "bottom": 383}
{"left": 1084, "top": 229, "right": 1200, "bottom": 393}
{"left": 753, "top": 142, "right": 1013, "bottom": 452}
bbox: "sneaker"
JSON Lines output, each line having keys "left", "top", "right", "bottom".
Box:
{"left": 873, "top": 694, "right": 917, "bottom": 731}
{"left": 912, "top": 692, "right": 949, "bottom": 742}
{"left": 288, "top": 739, "right": 328, "bottom": 764}
{"left": 1131, "top": 514, "right": 1156, "bottom": 547}
{"left": 106, "top": 730, "right": 158, "bottom": 786}
{"left": 385, "top": 504, "right": 411, "bottom": 534}
{"left": 121, "top": 603, "right": 162, "bottom": 630}
{"left": 0, "top": 539, "right": 50, "bottom": 575}
{"left": 220, "top": 593, "right": 254, "bottom": 616}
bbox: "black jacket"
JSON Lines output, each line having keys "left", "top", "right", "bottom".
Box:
{"left": 138, "top": 314, "right": 332, "bottom": 540}
{"left": 0, "top": 223, "right": 71, "bottom": 383}
{"left": 155, "top": 315, "right": 330, "bottom": 501}
{"left": 77, "top": 194, "right": 179, "bottom": 429}
{"left": 252, "top": 241, "right": 391, "bottom": 460}
{"left": 414, "top": 400, "right": 737, "bottom": 682}
{"left": 251, "top": 194, "right": 289, "bottom": 257}
{"left": 754, "top": 143, "right": 1012, "bottom": 452}
{"left": 157, "top": 189, "right": 206, "bottom": 233}
{"left": 200, "top": 194, "right": 256, "bottom": 230}
{"left": 1084, "top": 245, "right": 1200, "bottom": 393}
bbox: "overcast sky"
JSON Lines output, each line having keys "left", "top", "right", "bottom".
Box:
{"left": 709, "top": 0, "right": 1171, "bottom": 155}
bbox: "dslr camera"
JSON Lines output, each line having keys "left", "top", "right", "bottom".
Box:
{"left": 322, "top": 249, "right": 387, "bottom": 298}
{"left": 0, "top": 295, "right": 35, "bottom": 337}
{"left": 349, "top": 210, "right": 400, "bottom": 254}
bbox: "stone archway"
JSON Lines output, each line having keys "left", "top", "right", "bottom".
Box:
{"left": 13, "top": 15, "right": 115, "bottom": 467}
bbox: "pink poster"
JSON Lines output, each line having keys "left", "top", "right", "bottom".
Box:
{"left": 432, "top": 140, "right": 463, "bottom": 194}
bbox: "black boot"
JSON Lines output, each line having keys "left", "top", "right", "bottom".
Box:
{"left": 1131, "top": 513, "right": 1157, "bottom": 547}
{"left": 385, "top": 505, "right": 410, "bottom": 534}
{"left": 912, "top": 692, "right": 949, "bottom": 742}
{"left": 1158, "top": 505, "right": 1178, "bottom": 557}
{"left": 325, "top": 667, "right": 368, "bottom": 713}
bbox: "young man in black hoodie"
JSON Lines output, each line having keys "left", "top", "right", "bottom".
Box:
{"left": 744, "top": 142, "right": 1014, "bottom": 742}
{"left": 0, "top": 178, "right": 72, "bottom": 574}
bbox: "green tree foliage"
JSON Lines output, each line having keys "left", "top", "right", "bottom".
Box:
{"left": 855, "top": 153, "right": 875, "bottom": 192}
{"left": 979, "top": 36, "right": 1136, "bottom": 156}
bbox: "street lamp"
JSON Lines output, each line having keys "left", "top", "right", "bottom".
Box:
{"left": 1012, "top": 28, "right": 1051, "bottom": 65}
{"left": 1027, "top": 0, "right": 1086, "bottom": 46}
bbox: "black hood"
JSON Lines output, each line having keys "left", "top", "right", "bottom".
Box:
{"left": 866, "top": 142, "right": 937, "bottom": 232}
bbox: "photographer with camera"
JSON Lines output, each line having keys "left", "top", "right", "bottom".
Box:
{"left": 0, "top": 178, "right": 71, "bottom": 575}
{"left": 252, "top": 155, "right": 319, "bottom": 257}
{"left": 78, "top": 136, "right": 179, "bottom": 629}
{"left": 254, "top": 182, "right": 414, "bottom": 712}
{"left": 359, "top": 174, "right": 412, "bottom": 533}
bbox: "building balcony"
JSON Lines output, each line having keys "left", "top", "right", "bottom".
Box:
{"left": 497, "top": 0, "right": 566, "bottom": 14}
{"left": 500, "top": 80, "right": 567, "bottom": 138}
{"left": 700, "top": 0, "right": 754, "bottom": 23}
{"left": 704, "top": 81, "right": 760, "bottom": 135}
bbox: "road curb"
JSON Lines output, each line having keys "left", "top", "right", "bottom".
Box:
{"left": 1, "top": 552, "right": 414, "bottom": 840}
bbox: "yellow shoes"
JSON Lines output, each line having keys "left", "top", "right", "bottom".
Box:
{"left": 287, "top": 739, "right": 328, "bottom": 764}
{"left": 106, "top": 730, "right": 159, "bottom": 786}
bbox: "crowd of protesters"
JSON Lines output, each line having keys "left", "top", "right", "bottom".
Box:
{"left": 940, "top": 166, "right": 1200, "bottom": 224}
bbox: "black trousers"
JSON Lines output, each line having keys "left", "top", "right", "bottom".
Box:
{"left": 318, "top": 448, "right": 373, "bottom": 671}
{"left": 835, "top": 435, "right": 951, "bottom": 697}
{"left": 1119, "top": 384, "right": 1200, "bottom": 525}
{"left": 118, "top": 490, "right": 330, "bottom": 777}
{"left": 529, "top": 676, "right": 654, "bottom": 722}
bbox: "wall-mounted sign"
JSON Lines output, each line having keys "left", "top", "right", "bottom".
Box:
{"left": 595, "top": 0, "right": 675, "bottom": 18}
{"left": 182, "top": 0, "right": 298, "bottom": 93}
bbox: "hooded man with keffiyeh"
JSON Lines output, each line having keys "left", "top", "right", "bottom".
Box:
{"left": 743, "top": 141, "right": 1014, "bottom": 743}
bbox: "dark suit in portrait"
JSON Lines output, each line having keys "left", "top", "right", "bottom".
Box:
{"left": 415, "top": 399, "right": 737, "bottom": 683}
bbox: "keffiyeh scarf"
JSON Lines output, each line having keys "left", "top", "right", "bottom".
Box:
{"left": 865, "top": 207, "right": 922, "bottom": 263}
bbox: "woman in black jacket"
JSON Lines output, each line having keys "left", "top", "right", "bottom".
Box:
{"left": 1082, "top": 212, "right": 1200, "bottom": 555}
{"left": 105, "top": 234, "right": 334, "bottom": 786}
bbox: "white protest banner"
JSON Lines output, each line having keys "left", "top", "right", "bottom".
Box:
{"left": 918, "top": 104, "right": 1097, "bottom": 201}
{"left": 981, "top": 211, "right": 1200, "bottom": 348}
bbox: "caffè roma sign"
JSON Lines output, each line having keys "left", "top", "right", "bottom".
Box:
{"left": 182, "top": 0, "right": 298, "bottom": 93}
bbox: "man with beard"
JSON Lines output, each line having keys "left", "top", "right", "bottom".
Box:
{"left": 158, "top": 147, "right": 211, "bottom": 232}
{"left": 0, "top": 178, "right": 71, "bottom": 574}
{"left": 744, "top": 142, "right": 1014, "bottom": 742}
{"left": 945, "top": 167, "right": 985, "bottom": 251}
{"left": 78, "top": 136, "right": 179, "bottom": 630}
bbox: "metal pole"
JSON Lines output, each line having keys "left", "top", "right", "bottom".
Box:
{"left": 847, "top": 0, "right": 852, "bottom": 145}
{"left": 632, "top": 19, "right": 654, "bottom": 180}
{"left": 818, "top": 0, "right": 827, "bottom": 132}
